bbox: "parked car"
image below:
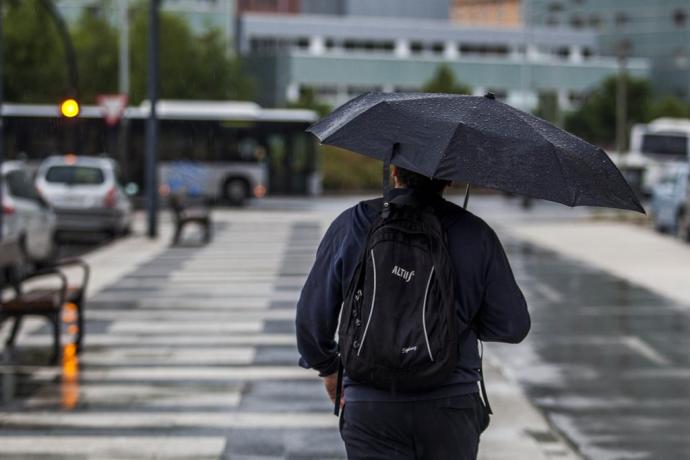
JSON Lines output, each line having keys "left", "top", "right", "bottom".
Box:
{"left": 649, "top": 164, "right": 689, "bottom": 237}
{"left": 1, "top": 160, "right": 58, "bottom": 264}
{"left": 35, "top": 155, "right": 133, "bottom": 237}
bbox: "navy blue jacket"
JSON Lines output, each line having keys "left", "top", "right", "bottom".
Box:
{"left": 296, "top": 189, "right": 530, "bottom": 401}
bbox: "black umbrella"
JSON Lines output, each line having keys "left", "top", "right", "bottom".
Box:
{"left": 307, "top": 91, "right": 644, "bottom": 213}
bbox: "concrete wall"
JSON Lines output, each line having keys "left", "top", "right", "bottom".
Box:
{"left": 300, "top": 0, "right": 345, "bottom": 15}
{"left": 344, "top": 0, "right": 450, "bottom": 20}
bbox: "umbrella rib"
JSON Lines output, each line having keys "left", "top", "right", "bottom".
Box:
{"left": 434, "top": 121, "right": 467, "bottom": 178}
{"left": 318, "top": 98, "right": 389, "bottom": 143}
{"left": 504, "top": 107, "right": 576, "bottom": 206}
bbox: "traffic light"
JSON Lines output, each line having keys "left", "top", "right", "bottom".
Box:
{"left": 60, "top": 98, "right": 80, "bottom": 118}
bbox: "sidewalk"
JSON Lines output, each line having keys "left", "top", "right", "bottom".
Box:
{"left": 0, "top": 209, "right": 580, "bottom": 459}
{"left": 503, "top": 220, "right": 690, "bottom": 308}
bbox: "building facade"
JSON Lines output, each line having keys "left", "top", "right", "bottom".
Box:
{"left": 451, "top": 0, "right": 521, "bottom": 28}
{"left": 300, "top": 0, "right": 450, "bottom": 20}
{"left": 529, "top": 0, "right": 690, "bottom": 100}
{"left": 239, "top": 13, "right": 649, "bottom": 110}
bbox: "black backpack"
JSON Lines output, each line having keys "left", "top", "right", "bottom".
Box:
{"left": 336, "top": 193, "right": 462, "bottom": 401}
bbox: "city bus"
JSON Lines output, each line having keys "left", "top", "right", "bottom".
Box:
{"left": 1, "top": 100, "right": 319, "bottom": 205}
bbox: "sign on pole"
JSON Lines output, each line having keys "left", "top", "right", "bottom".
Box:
{"left": 97, "top": 94, "right": 128, "bottom": 126}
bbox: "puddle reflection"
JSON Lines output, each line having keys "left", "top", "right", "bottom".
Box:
{"left": 61, "top": 302, "right": 81, "bottom": 410}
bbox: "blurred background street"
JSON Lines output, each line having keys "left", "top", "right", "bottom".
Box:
{"left": 2, "top": 0, "right": 690, "bottom": 459}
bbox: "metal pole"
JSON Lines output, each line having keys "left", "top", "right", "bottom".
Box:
{"left": 616, "top": 41, "right": 629, "bottom": 155}
{"left": 118, "top": 0, "right": 130, "bottom": 179}
{"left": 145, "top": 0, "right": 159, "bottom": 238}
{"left": 462, "top": 184, "right": 471, "bottom": 210}
{"left": 520, "top": 0, "right": 530, "bottom": 111}
{"left": 0, "top": 0, "right": 4, "bottom": 241}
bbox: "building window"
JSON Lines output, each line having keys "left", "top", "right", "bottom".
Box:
{"left": 341, "top": 39, "right": 396, "bottom": 53}
{"left": 431, "top": 43, "right": 445, "bottom": 55}
{"left": 556, "top": 47, "right": 570, "bottom": 58}
{"left": 546, "top": 15, "right": 559, "bottom": 27}
{"left": 588, "top": 14, "right": 602, "bottom": 29}
{"left": 570, "top": 15, "right": 584, "bottom": 29}
{"left": 673, "top": 9, "right": 687, "bottom": 28}
{"left": 674, "top": 48, "right": 688, "bottom": 68}
{"left": 410, "top": 42, "right": 424, "bottom": 54}
{"left": 615, "top": 12, "right": 630, "bottom": 28}
{"left": 548, "top": 2, "right": 564, "bottom": 13}
{"left": 459, "top": 44, "right": 509, "bottom": 57}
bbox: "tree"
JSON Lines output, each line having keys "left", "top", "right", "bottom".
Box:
{"left": 564, "top": 76, "right": 690, "bottom": 147}
{"left": 647, "top": 95, "right": 690, "bottom": 121}
{"left": 287, "top": 87, "right": 332, "bottom": 117}
{"left": 564, "top": 75, "right": 652, "bottom": 148}
{"left": 534, "top": 91, "right": 560, "bottom": 125}
{"left": 72, "top": 6, "right": 119, "bottom": 102}
{"left": 422, "top": 65, "right": 471, "bottom": 95}
{"left": 3, "top": 1, "right": 254, "bottom": 104}
{"left": 3, "top": 0, "right": 69, "bottom": 102}
{"left": 128, "top": 5, "right": 254, "bottom": 103}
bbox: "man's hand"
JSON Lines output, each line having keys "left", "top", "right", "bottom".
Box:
{"left": 323, "top": 372, "right": 344, "bottom": 409}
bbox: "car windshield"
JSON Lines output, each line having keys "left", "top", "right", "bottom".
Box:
{"left": 641, "top": 133, "right": 688, "bottom": 157}
{"left": 45, "top": 165, "right": 105, "bottom": 185}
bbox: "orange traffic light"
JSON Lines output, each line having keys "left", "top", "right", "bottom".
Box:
{"left": 60, "top": 98, "right": 80, "bottom": 118}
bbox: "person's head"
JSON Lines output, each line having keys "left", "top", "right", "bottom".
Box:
{"left": 392, "top": 165, "right": 451, "bottom": 195}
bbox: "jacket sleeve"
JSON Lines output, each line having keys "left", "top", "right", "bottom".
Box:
{"left": 295, "top": 214, "right": 346, "bottom": 377}
{"left": 476, "top": 228, "right": 531, "bottom": 343}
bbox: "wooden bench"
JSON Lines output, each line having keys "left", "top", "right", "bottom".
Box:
{"left": 0, "top": 241, "right": 89, "bottom": 364}
{"left": 169, "top": 193, "right": 212, "bottom": 246}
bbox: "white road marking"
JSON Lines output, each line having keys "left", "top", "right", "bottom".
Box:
{"left": 0, "top": 411, "right": 338, "bottom": 429}
{"left": 108, "top": 321, "right": 264, "bottom": 334}
{"left": 80, "top": 347, "right": 256, "bottom": 365}
{"left": 621, "top": 336, "right": 671, "bottom": 366}
{"left": 25, "top": 385, "right": 243, "bottom": 409}
{"left": 532, "top": 281, "right": 564, "bottom": 303}
{"left": 0, "top": 437, "right": 227, "bottom": 458}
{"left": 15, "top": 333, "right": 296, "bottom": 346}
{"left": 29, "top": 365, "right": 314, "bottom": 382}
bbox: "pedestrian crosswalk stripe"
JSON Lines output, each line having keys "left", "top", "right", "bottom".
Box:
{"left": 108, "top": 321, "right": 264, "bottom": 334}
{"left": 16, "top": 333, "right": 297, "bottom": 346}
{"left": 0, "top": 437, "right": 227, "bottom": 458}
{"left": 0, "top": 411, "right": 338, "bottom": 429}
{"left": 24, "top": 386, "right": 243, "bottom": 409}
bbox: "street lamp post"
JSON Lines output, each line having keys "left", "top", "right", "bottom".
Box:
{"left": 0, "top": 0, "right": 4, "bottom": 241}
{"left": 616, "top": 40, "right": 631, "bottom": 155}
{"left": 145, "top": 0, "right": 160, "bottom": 238}
{"left": 119, "top": 0, "right": 130, "bottom": 180}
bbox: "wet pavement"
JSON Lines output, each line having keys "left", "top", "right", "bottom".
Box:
{"left": 1, "top": 217, "right": 345, "bottom": 459}
{"left": 0, "top": 199, "right": 686, "bottom": 459}
{"left": 491, "top": 239, "right": 690, "bottom": 460}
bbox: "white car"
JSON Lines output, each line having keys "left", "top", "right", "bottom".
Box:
{"left": 1, "top": 161, "right": 58, "bottom": 264}
{"left": 650, "top": 164, "right": 690, "bottom": 239}
{"left": 35, "top": 155, "right": 133, "bottom": 237}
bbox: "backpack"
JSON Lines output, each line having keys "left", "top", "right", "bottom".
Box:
{"left": 336, "top": 193, "right": 462, "bottom": 399}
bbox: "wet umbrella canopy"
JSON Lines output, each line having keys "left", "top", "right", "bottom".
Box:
{"left": 307, "top": 92, "right": 644, "bottom": 213}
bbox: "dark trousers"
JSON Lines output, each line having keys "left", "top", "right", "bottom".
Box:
{"left": 340, "top": 393, "right": 490, "bottom": 460}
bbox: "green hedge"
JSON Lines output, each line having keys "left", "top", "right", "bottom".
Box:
{"left": 319, "top": 144, "right": 472, "bottom": 195}
{"left": 320, "top": 145, "right": 382, "bottom": 192}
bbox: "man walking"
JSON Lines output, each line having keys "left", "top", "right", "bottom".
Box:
{"left": 296, "top": 166, "right": 530, "bottom": 459}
